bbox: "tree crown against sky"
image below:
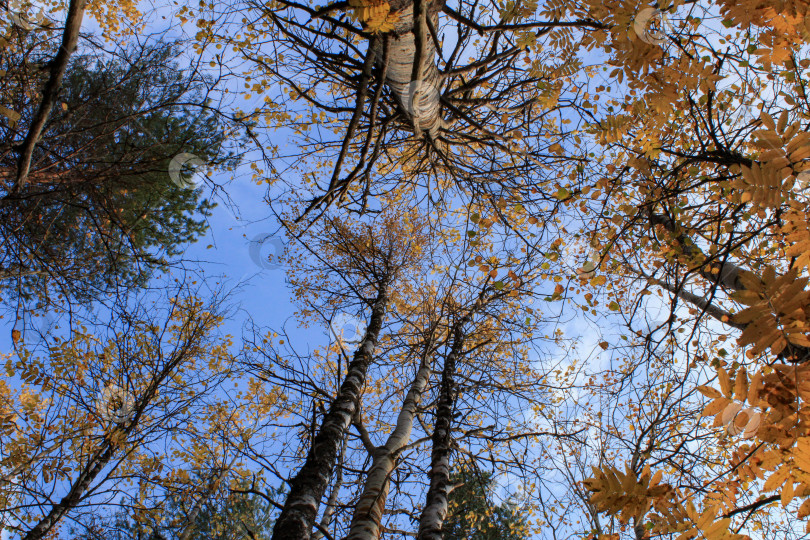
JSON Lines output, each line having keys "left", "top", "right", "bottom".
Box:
{"left": 0, "top": 35, "right": 240, "bottom": 306}
{"left": 3, "top": 0, "right": 810, "bottom": 539}
{"left": 442, "top": 465, "right": 528, "bottom": 540}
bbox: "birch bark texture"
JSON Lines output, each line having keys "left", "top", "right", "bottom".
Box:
{"left": 416, "top": 317, "right": 468, "bottom": 540}
{"left": 312, "top": 434, "right": 348, "bottom": 540}
{"left": 271, "top": 282, "right": 390, "bottom": 540}
{"left": 373, "top": 0, "right": 444, "bottom": 137}
{"left": 344, "top": 340, "right": 436, "bottom": 540}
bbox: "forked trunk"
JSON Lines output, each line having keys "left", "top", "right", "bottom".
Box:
{"left": 271, "top": 283, "right": 390, "bottom": 540}
{"left": 344, "top": 340, "right": 435, "bottom": 540}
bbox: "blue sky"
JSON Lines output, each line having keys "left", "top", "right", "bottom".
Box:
{"left": 0, "top": 2, "right": 742, "bottom": 538}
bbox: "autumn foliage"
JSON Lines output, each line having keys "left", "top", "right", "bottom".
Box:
{"left": 4, "top": 0, "right": 810, "bottom": 539}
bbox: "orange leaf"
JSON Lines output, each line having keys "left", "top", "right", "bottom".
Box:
{"left": 782, "top": 479, "right": 795, "bottom": 507}
{"left": 718, "top": 367, "right": 732, "bottom": 397}
{"left": 798, "top": 498, "right": 810, "bottom": 519}
{"left": 701, "top": 397, "right": 730, "bottom": 418}
{"left": 696, "top": 385, "right": 721, "bottom": 399}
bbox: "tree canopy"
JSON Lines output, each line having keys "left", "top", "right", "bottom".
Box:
{"left": 2, "top": 0, "right": 810, "bottom": 539}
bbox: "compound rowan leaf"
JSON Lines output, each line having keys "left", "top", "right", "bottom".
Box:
{"left": 701, "top": 397, "right": 730, "bottom": 417}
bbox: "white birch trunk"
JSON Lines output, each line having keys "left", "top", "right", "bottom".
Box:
{"left": 416, "top": 320, "right": 466, "bottom": 540}
{"left": 343, "top": 353, "right": 433, "bottom": 540}
{"left": 374, "top": 1, "right": 443, "bottom": 137}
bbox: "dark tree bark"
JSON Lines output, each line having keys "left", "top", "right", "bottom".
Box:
{"left": 271, "top": 282, "right": 391, "bottom": 540}
{"left": 14, "top": 0, "right": 87, "bottom": 191}
{"left": 416, "top": 316, "right": 468, "bottom": 540}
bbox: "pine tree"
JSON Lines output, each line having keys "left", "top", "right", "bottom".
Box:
{"left": 1, "top": 39, "right": 237, "bottom": 301}
{"left": 442, "top": 466, "right": 528, "bottom": 540}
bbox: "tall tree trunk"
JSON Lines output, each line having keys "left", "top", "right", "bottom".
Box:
{"left": 21, "top": 436, "right": 118, "bottom": 540}
{"left": 344, "top": 335, "right": 436, "bottom": 540}
{"left": 271, "top": 282, "right": 391, "bottom": 540}
{"left": 312, "top": 434, "right": 348, "bottom": 540}
{"left": 374, "top": 0, "right": 443, "bottom": 137}
{"left": 416, "top": 319, "right": 467, "bottom": 540}
{"left": 14, "top": 0, "right": 87, "bottom": 191}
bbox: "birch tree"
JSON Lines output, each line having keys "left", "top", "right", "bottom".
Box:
{"left": 191, "top": 0, "right": 599, "bottom": 222}
{"left": 343, "top": 324, "right": 437, "bottom": 540}
{"left": 416, "top": 307, "right": 469, "bottom": 540}
{"left": 267, "top": 209, "right": 429, "bottom": 540}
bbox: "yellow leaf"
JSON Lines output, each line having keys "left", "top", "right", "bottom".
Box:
{"left": 760, "top": 111, "right": 776, "bottom": 131}
{"left": 782, "top": 479, "right": 795, "bottom": 507}
{"left": 590, "top": 275, "right": 606, "bottom": 286}
{"left": 0, "top": 105, "right": 20, "bottom": 125}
